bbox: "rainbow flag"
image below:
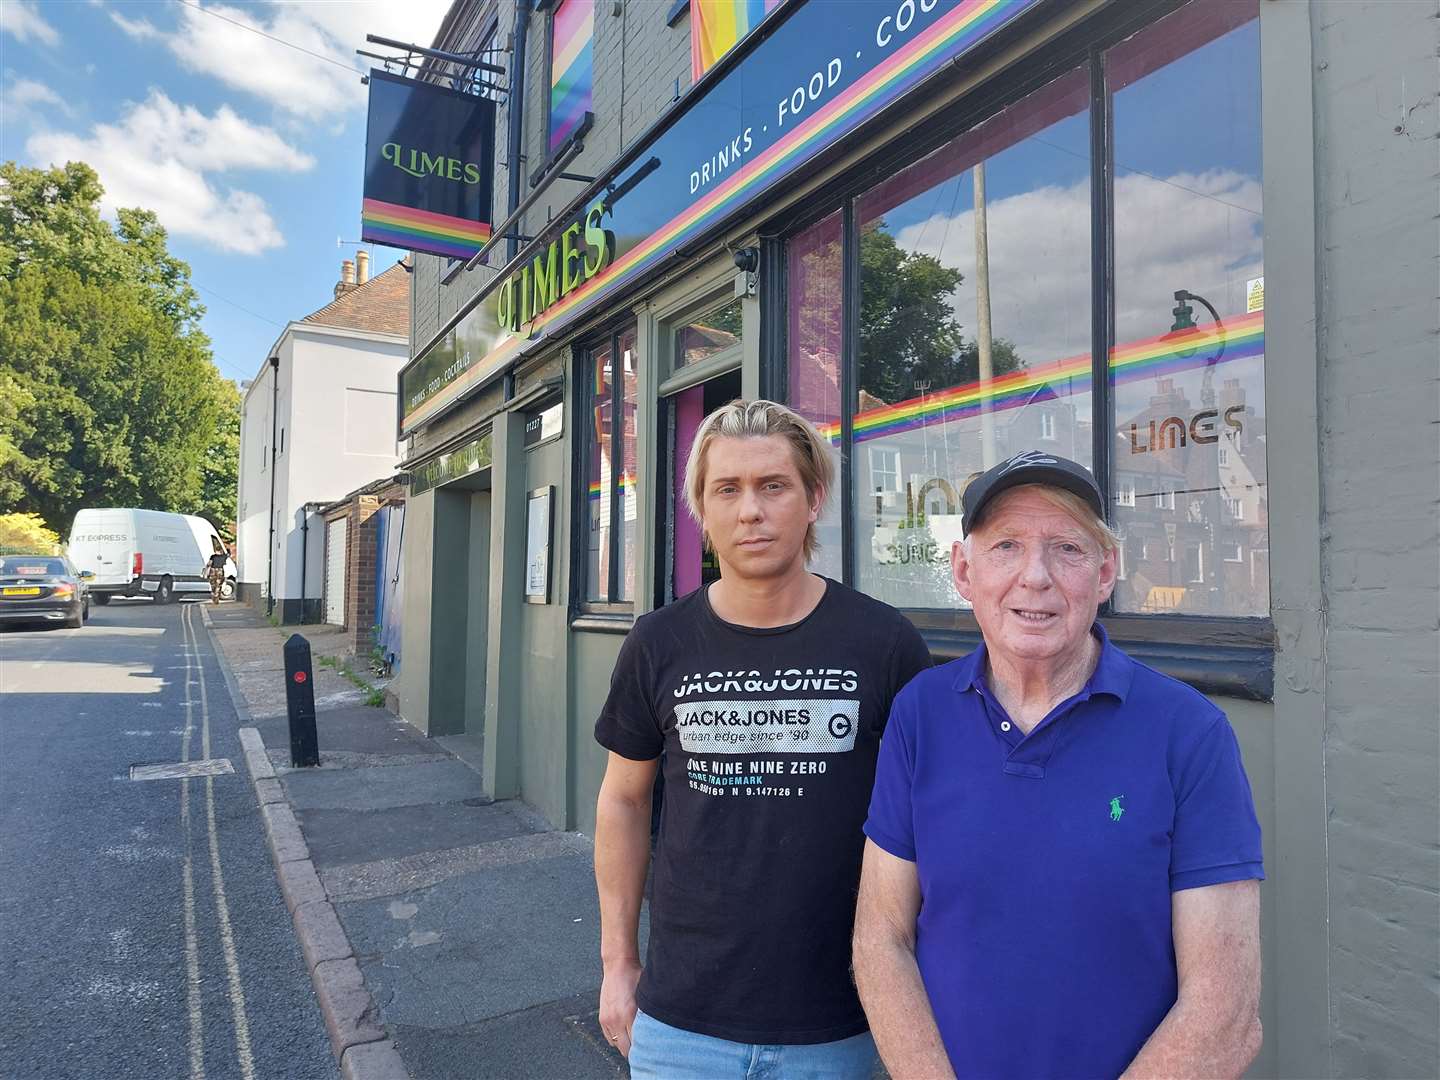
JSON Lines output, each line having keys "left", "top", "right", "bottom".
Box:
{"left": 361, "top": 198, "right": 492, "bottom": 260}
{"left": 817, "top": 313, "right": 1266, "bottom": 445}
{"left": 550, "top": 0, "right": 594, "bottom": 153}
{"left": 691, "top": 0, "right": 784, "bottom": 80}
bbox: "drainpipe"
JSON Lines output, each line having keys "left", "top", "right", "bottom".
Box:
{"left": 299, "top": 505, "right": 310, "bottom": 625}
{"left": 265, "top": 355, "right": 279, "bottom": 617}
{"left": 506, "top": 0, "right": 531, "bottom": 261}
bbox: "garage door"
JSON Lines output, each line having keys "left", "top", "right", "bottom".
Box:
{"left": 324, "top": 517, "right": 347, "bottom": 626}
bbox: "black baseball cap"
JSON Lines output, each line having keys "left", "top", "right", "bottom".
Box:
{"left": 961, "top": 451, "right": 1105, "bottom": 535}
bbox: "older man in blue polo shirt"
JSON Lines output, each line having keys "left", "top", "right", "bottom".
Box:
{"left": 854, "top": 451, "right": 1264, "bottom": 1079}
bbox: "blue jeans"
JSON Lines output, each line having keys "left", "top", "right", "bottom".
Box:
{"left": 628, "top": 1009, "right": 878, "bottom": 1080}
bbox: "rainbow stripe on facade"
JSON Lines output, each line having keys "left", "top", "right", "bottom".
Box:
{"left": 361, "top": 198, "right": 492, "bottom": 260}
{"left": 691, "top": 0, "right": 784, "bottom": 79}
{"left": 550, "top": 0, "right": 594, "bottom": 153}
{"left": 812, "top": 313, "right": 1266, "bottom": 445}
{"left": 403, "top": 0, "right": 1039, "bottom": 431}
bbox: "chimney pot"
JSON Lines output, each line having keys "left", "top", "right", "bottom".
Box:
{"left": 342, "top": 259, "right": 355, "bottom": 285}
{"left": 356, "top": 250, "right": 370, "bottom": 284}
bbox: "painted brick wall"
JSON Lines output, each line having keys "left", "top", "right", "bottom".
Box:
{"left": 1313, "top": 2, "right": 1440, "bottom": 1075}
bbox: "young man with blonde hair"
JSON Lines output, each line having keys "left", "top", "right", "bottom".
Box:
{"left": 594, "top": 400, "right": 931, "bottom": 1077}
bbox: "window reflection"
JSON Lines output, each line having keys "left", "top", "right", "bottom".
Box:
{"left": 676, "top": 298, "right": 742, "bottom": 370}
{"left": 787, "top": 210, "right": 843, "bottom": 580}
{"left": 618, "top": 329, "right": 638, "bottom": 600}
{"left": 1108, "top": 1, "right": 1267, "bottom": 617}
{"left": 851, "top": 68, "right": 1093, "bottom": 610}
{"left": 585, "top": 328, "right": 639, "bottom": 603}
{"left": 587, "top": 342, "right": 613, "bottom": 602}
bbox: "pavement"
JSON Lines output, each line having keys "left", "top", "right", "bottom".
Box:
{"left": 201, "top": 603, "right": 636, "bottom": 1080}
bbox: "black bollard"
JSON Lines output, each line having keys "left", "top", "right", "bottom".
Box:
{"left": 283, "top": 634, "right": 320, "bottom": 768}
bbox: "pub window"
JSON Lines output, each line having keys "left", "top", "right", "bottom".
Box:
{"left": 675, "top": 296, "right": 743, "bottom": 371}
{"left": 852, "top": 66, "right": 1093, "bottom": 612}
{"left": 582, "top": 327, "right": 638, "bottom": 605}
{"left": 1108, "top": 1, "right": 1265, "bottom": 617}
{"left": 787, "top": 209, "right": 844, "bottom": 581}
{"left": 780, "top": 0, "right": 1266, "bottom": 633}
{"left": 547, "top": 0, "right": 594, "bottom": 158}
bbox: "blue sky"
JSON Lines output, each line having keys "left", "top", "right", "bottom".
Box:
{"left": 1, "top": 0, "right": 449, "bottom": 385}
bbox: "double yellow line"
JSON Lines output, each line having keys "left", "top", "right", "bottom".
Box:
{"left": 178, "top": 603, "right": 256, "bottom": 1080}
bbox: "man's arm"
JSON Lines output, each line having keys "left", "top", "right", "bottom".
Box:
{"left": 853, "top": 839, "right": 954, "bottom": 1079}
{"left": 1122, "top": 879, "right": 1262, "bottom": 1079}
{"left": 594, "top": 751, "right": 659, "bottom": 1058}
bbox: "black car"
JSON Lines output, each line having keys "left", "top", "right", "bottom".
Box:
{"left": 0, "top": 555, "right": 90, "bottom": 629}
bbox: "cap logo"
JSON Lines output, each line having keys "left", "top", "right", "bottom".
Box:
{"left": 998, "top": 450, "right": 1060, "bottom": 475}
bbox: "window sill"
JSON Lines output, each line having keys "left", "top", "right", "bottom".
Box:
{"left": 902, "top": 609, "right": 1275, "bottom": 703}
{"left": 571, "top": 610, "right": 634, "bottom": 634}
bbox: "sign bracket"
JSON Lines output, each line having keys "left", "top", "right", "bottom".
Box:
{"left": 358, "top": 33, "right": 509, "bottom": 99}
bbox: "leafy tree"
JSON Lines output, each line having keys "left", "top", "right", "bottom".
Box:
{"left": 195, "top": 378, "right": 240, "bottom": 543}
{"left": 857, "top": 223, "right": 1023, "bottom": 406}
{"left": 0, "top": 162, "right": 233, "bottom": 535}
{"left": 0, "top": 512, "right": 60, "bottom": 554}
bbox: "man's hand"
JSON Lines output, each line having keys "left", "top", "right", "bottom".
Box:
{"left": 853, "top": 840, "right": 955, "bottom": 1079}
{"left": 598, "top": 958, "right": 643, "bottom": 1058}
{"left": 594, "top": 751, "right": 659, "bottom": 1060}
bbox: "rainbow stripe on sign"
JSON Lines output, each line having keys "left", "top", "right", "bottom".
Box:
{"left": 403, "top": 0, "right": 1038, "bottom": 431}
{"left": 362, "top": 198, "right": 492, "bottom": 259}
{"left": 550, "top": 0, "right": 594, "bottom": 153}
{"left": 813, "top": 313, "right": 1266, "bottom": 445}
{"left": 692, "top": 0, "right": 784, "bottom": 80}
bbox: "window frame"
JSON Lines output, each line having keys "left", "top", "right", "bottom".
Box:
{"left": 761, "top": 0, "right": 1273, "bottom": 700}
{"left": 571, "top": 321, "right": 638, "bottom": 621}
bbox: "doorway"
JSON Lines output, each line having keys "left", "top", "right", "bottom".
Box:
{"left": 665, "top": 367, "right": 742, "bottom": 603}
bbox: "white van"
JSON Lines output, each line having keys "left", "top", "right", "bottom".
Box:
{"left": 67, "top": 508, "right": 236, "bottom": 604}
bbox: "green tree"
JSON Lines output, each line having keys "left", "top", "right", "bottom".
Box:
{"left": 0, "top": 512, "right": 60, "bottom": 554}
{"left": 195, "top": 378, "right": 240, "bottom": 543}
{"left": 857, "top": 223, "right": 1023, "bottom": 406}
{"left": 0, "top": 162, "right": 233, "bottom": 534}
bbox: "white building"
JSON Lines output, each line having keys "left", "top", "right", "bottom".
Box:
{"left": 236, "top": 254, "right": 410, "bottom": 622}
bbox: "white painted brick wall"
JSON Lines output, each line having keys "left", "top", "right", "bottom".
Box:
{"left": 1313, "top": 2, "right": 1440, "bottom": 1076}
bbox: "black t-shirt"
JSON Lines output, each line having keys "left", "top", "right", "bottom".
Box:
{"left": 208, "top": 553, "right": 227, "bottom": 570}
{"left": 595, "top": 577, "right": 932, "bottom": 1044}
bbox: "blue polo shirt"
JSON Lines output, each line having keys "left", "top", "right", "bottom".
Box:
{"left": 865, "top": 625, "right": 1263, "bottom": 1079}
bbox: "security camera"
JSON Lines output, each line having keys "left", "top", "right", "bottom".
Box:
{"left": 732, "top": 247, "right": 759, "bottom": 273}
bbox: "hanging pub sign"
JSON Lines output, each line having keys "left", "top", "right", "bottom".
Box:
{"left": 361, "top": 71, "right": 496, "bottom": 261}
{"left": 399, "top": 0, "right": 1044, "bottom": 434}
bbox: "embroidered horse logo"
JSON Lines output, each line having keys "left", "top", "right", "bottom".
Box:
{"left": 1109, "top": 796, "right": 1125, "bottom": 822}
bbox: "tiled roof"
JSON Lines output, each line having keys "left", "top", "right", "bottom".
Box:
{"left": 301, "top": 261, "right": 410, "bottom": 336}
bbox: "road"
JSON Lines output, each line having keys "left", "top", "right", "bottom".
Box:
{"left": 0, "top": 598, "right": 336, "bottom": 1080}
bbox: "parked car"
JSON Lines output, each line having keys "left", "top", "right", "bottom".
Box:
{"left": 66, "top": 508, "right": 234, "bottom": 604}
{"left": 0, "top": 554, "right": 90, "bottom": 629}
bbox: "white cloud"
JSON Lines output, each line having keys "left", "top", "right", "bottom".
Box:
{"left": 109, "top": 10, "right": 161, "bottom": 40}
{"left": 26, "top": 91, "right": 315, "bottom": 254}
{"left": 146, "top": 1, "right": 450, "bottom": 120}
{"left": 8, "top": 76, "right": 63, "bottom": 108}
{"left": 0, "top": 1, "right": 60, "bottom": 46}
{"left": 891, "top": 169, "right": 1264, "bottom": 368}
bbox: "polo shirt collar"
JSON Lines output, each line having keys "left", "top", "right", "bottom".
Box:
{"left": 952, "top": 621, "right": 1134, "bottom": 704}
